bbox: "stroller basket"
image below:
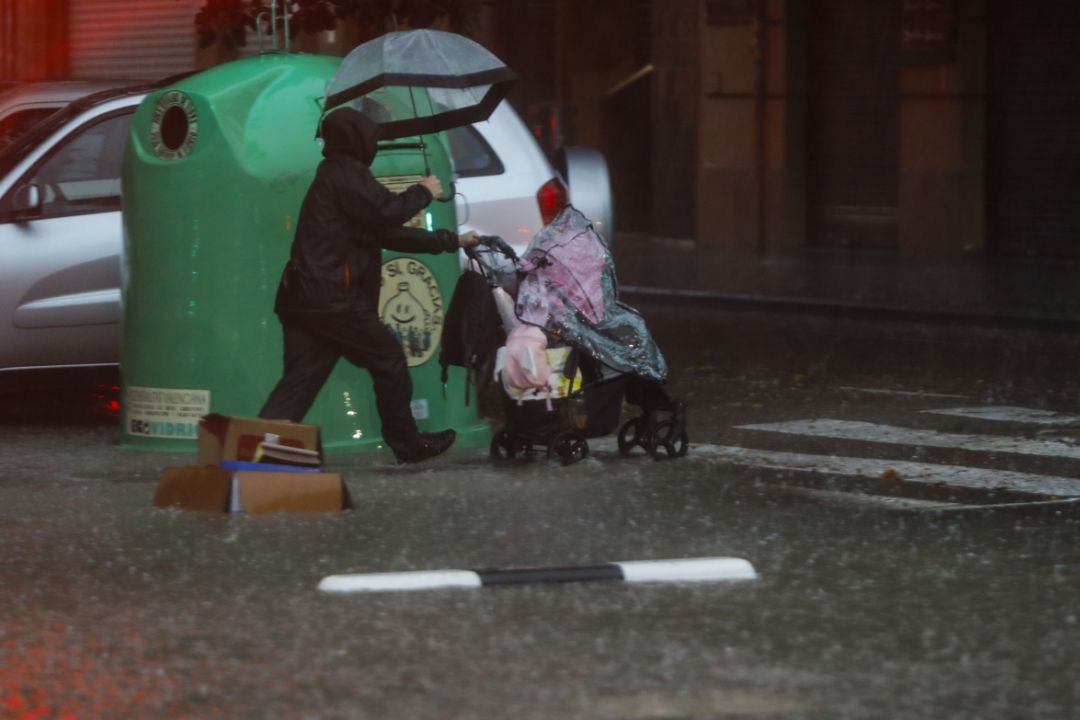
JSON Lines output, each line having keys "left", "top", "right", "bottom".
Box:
{"left": 491, "top": 348, "right": 686, "bottom": 465}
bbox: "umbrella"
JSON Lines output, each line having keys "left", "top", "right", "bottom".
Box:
{"left": 323, "top": 29, "right": 516, "bottom": 141}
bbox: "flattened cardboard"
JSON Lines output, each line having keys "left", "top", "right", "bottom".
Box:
{"left": 197, "top": 413, "right": 321, "bottom": 466}
{"left": 154, "top": 465, "right": 232, "bottom": 512}
{"left": 232, "top": 471, "right": 344, "bottom": 513}
{"left": 153, "top": 465, "right": 346, "bottom": 513}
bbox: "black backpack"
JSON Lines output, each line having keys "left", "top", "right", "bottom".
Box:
{"left": 439, "top": 270, "right": 505, "bottom": 404}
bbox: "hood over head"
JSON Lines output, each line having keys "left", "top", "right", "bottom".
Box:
{"left": 321, "top": 107, "right": 381, "bottom": 165}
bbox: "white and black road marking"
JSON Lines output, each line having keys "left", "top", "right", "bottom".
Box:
{"left": 319, "top": 557, "right": 758, "bottom": 594}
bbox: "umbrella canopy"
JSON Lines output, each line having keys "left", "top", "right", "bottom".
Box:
{"left": 324, "top": 29, "right": 516, "bottom": 140}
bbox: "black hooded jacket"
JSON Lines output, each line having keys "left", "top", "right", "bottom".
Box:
{"left": 273, "top": 107, "right": 458, "bottom": 315}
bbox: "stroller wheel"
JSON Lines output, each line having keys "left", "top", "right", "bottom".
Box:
{"left": 491, "top": 429, "right": 533, "bottom": 460}
{"left": 617, "top": 418, "right": 645, "bottom": 457}
{"left": 651, "top": 420, "right": 689, "bottom": 460}
{"left": 548, "top": 430, "right": 589, "bottom": 466}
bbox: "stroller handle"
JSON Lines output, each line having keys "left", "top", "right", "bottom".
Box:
{"left": 465, "top": 234, "right": 519, "bottom": 264}
{"left": 464, "top": 235, "right": 522, "bottom": 291}
{"left": 477, "top": 235, "right": 518, "bottom": 260}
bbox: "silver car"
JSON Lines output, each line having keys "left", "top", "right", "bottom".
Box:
{"left": 0, "top": 82, "right": 612, "bottom": 372}
{"left": 0, "top": 85, "right": 149, "bottom": 372}
{"left": 0, "top": 80, "right": 143, "bottom": 151}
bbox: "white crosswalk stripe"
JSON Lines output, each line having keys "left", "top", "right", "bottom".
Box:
{"left": 922, "top": 405, "right": 1080, "bottom": 426}
{"left": 736, "top": 418, "right": 1080, "bottom": 460}
{"left": 599, "top": 403, "right": 1080, "bottom": 504}
{"left": 686, "top": 444, "right": 1080, "bottom": 498}
{"left": 839, "top": 386, "right": 969, "bottom": 400}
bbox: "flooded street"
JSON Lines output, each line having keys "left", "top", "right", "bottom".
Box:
{"left": 3, "top": 302, "right": 1080, "bottom": 718}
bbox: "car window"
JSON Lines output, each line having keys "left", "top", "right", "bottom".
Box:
{"left": 0, "top": 108, "right": 57, "bottom": 151}
{"left": 445, "top": 125, "right": 504, "bottom": 178}
{"left": 22, "top": 111, "right": 132, "bottom": 217}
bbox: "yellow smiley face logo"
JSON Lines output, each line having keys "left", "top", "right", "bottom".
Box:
{"left": 379, "top": 258, "right": 444, "bottom": 367}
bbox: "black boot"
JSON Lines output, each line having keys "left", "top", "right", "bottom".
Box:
{"left": 393, "top": 429, "right": 457, "bottom": 464}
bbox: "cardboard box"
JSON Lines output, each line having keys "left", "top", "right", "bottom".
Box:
{"left": 154, "top": 465, "right": 232, "bottom": 512}
{"left": 228, "top": 470, "right": 344, "bottom": 513}
{"left": 154, "top": 465, "right": 346, "bottom": 513}
{"left": 197, "top": 413, "right": 322, "bottom": 467}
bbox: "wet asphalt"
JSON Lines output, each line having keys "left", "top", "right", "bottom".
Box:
{"left": 2, "top": 302, "right": 1079, "bottom": 719}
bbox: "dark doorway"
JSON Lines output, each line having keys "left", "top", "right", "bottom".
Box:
{"left": 808, "top": 0, "right": 901, "bottom": 249}
{"left": 988, "top": 3, "right": 1080, "bottom": 258}
{"left": 604, "top": 69, "right": 652, "bottom": 233}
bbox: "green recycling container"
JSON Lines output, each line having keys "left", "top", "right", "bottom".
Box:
{"left": 120, "top": 53, "right": 489, "bottom": 455}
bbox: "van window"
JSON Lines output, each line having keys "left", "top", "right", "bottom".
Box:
{"left": 445, "top": 125, "right": 504, "bottom": 178}
{"left": 23, "top": 111, "right": 133, "bottom": 218}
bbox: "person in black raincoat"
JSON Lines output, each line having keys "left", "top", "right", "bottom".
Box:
{"left": 259, "top": 106, "right": 478, "bottom": 463}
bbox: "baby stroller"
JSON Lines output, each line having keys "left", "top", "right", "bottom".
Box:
{"left": 466, "top": 207, "right": 688, "bottom": 465}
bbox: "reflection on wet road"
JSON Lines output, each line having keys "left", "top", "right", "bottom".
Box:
{"left": 3, "top": 303, "right": 1080, "bottom": 718}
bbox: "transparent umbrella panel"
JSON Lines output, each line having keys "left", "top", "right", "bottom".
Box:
{"left": 323, "top": 29, "right": 515, "bottom": 140}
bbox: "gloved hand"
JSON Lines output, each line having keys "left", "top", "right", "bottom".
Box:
{"left": 419, "top": 174, "right": 443, "bottom": 199}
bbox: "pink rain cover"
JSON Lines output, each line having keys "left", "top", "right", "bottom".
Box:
{"left": 478, "top": 207, "right": 668, "bottom": 382}
{"left": 517, "top": 210, "right": 608, "bottom": 327}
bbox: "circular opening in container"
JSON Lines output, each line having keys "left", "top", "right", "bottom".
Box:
{"left": 160, "top": 105, "right": 190, "bottom": 151}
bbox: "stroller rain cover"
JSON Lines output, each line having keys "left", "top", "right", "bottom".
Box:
{"left": 514, "top": 207, "right": 668, "bottom": 382}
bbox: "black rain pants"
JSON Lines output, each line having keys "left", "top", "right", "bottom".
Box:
{"left": 259, "top": 310, "right": 417, "bottom": 451}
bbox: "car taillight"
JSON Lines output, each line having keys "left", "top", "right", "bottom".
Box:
{"left": 536, "top": 177, "right": 567, "bottom": 226}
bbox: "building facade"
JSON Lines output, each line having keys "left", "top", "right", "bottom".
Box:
{"left": 4, "top": 0, "right": 1078, "bottom": 268}
{"left": 698, "top": 0, "right": 1080, "bottom": 263}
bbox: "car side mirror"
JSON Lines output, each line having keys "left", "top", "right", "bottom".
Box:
{"left": 12, "top": 183, "right": 43, "bottom": 216}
